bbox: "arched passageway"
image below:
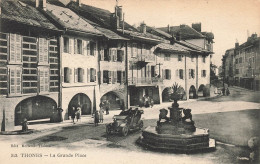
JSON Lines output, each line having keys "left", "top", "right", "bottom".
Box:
{"left": 198, "top": 84, "right": 206, "bottom": 97}
{"left": 15, "top": 96, "right": 57, "bottom": 125}
{"left": 189, "top": 85, "right": 197, "bottom": 99}
{"left": 101, "top": 92, "right": 122, "bottom": 110}
{"left": 68, "top": 93, "right": 92, "bottom": 116}
{"left": 162, "top": 86, "right": 186, "bottom": 102}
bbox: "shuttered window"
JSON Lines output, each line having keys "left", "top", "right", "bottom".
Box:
{"left": 90, "top": 68, "right": 96, "bottom": 82}
{"left": 132, "top": 43, "right": 137, "bottom": 58}
{"left": 38, "top": 67, "right": 49, "bottom": 93}
{"left": 165, "top": 69, "right": 171, "bottom": 80}
{"left": 179, "top": 69, "right": 184, "bottom": 79}
{"left": 90, "top": 41, "right": 96, "bottom": 56}
{"left": 9, "top": 33, "right": 22, "bottom": 64}
{"left": 64, "top": 67, "right": 70, "bottom": 83}
{"left": 103, "top": 70, "right": 109, "bottom": 84}
{"left": 74, "top": 68, "right": 78, "bottom": 83}
{"left": 117, "top": 50, "right": 124, "bottom": 62}
{"left": 8, "top": 66, "right": 22, "bottom": 96}
{"left": 63, "top": 37, "right": 69, "bottom": 53}
{"left": 38, "top": 38, "right": 48, "bottom": 65}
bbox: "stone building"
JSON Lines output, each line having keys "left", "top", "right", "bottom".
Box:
{"left": 222, "top": 48, "right": 235, "bottom": 86}
{"left": 233, "top": 34, "right": 260, "bottom": 90}
{"left": 41, "top": 2, "right": 103, "bottom": 119}
{"left": 0, "top": 0, "right": 61, "bottom": 130}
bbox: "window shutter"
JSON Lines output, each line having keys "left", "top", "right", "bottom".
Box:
{"left": 100, "top": 70, "right": 103, "bottom": 84}
{"left": 9, "top": 34, "right": 16, "bottom": 63}
{"left": 121, "top": 50, "right": 124, "bottom": 62}
{"left": 87, "top": 41, "right": 90, "bottom": 55}
{"left": 201, "top": 70, "right": 203, "bottom": 77}
{"left": 176, "top": 69, "right": 179, "bottom": 77}
{"left": 114, "top": 49, "right": 117, "bottom": 61}
{"left": 108, "top": 71, "right": 112, "bottom": 84}
{"left": 69, "top": 38, "right": 73, "bottom": 54}
{"left": 82, "top": 69, "right": 85, "bottom": 82}
{"left": 10, "top": 68, "right": 15, "bottom": 94}
{"left": 16, "top": 34, "right": 22, "bottom": 63}
{"left": 87, "top": 68, "right": 90, "bottom": 82}
{"left": 16, "top": 67, "right": 21, "bottom": 94}
{"left": 38, "top": 38, "right": 44, "bottom": 63}
{"left": 44, "top": 68, "right": 49, "bottom": 92}
{"left": 94, "top": 42, "right": 97, "bottom": 56}
{"left": 83, "top": 40, "right": 87, "bottom": 56}
{"left": 162, "top": 69, "right": 164, "bottom": 79}
{"left": 112, "top": 71, "right": 115, "bottom": 84}
{"left": 74, "top": 68, "right": 78, "bottom": 83}
{"left": 43, "top": 39, "right": 48, "bottom": 63}
{"left": 189, "top": 69, "right": 191, "bottom": 79}
{"left": 100, "top": 44, "right": 104, "bottom": 61}
{"left": 39, "top": 68, "right": 44, "bottom": 92}
{"left": 169, "top": 69, "right": 171, "bottom": 80}
{"left": 94, "top": 69, "right": 96, "bottom": 82}
{"left": 122, "top": 71, "right": 125, "bottom": 84}
{"left": 74, "top": 39, "right": 77, "bottom": 54}
{"left": 69, "top": 68, "right": 72, "bottom": 83}
{"left": 114, "top": 71, "right": 117, "bottom": 83}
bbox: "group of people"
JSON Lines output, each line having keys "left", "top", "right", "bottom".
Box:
{"left": 93, "top": 100, "right": 110, "bottom": 126}
{"left": 71, "top": 107, "right": 81, "bottom": 123}
{"left": 222, "top": 87, "right": 230, "bottom": 96}
{"left": 139, "top": 95, "right": 154, "bottom": 108}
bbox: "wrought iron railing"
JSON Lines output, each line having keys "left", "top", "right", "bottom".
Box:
{"left": 128, "top": 77, "right": 163, "bottom": 85}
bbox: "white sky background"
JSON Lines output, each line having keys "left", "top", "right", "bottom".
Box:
{"left": 61, "top": 0, "right": 260, "bottom": 67}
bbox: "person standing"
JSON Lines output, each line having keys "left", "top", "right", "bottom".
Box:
{"left": 76, "top": 107, "right": 81, "bottom": 122}
{"left": 105, "top": 100, "right": 110, "bottom": 115}
{"left": 226, "top": 88, "right": 230, "bottom": 96}
{"left": 94, "top": 110, "right": 99, "bottom": 126}
{"left": 99, "top": 108, "right": 104, "bottom": 123}
{"left": 71, "top": 107, "right": 76, "bottom": 124}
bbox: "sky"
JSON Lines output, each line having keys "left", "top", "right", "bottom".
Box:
{"left": 61, "top": 0, "right": 260, "bottom": 67}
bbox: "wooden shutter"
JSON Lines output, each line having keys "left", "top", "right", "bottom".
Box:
{"left": 44, "top": 68, "right": 49, "bottom": 92}
{"left": 169, "top": 69, "right": 171, "bottom": 80}
{"left": 16, "top": 34, "right": 22, "bottom": 63}
{"left": 100, "top": 44, "right": 104, "bottom": 61}
{"left": 9, "top": 68, "right": 15, "bottom": 94}
{"left": 87, "top": 41, "right": 90, "bottom": 55}
{"left": 74, "top": 39, "right": 77, "bottom": 54}
{"left": 114, "top": 49, "right": 117, "bottom": 61}
{"left": 122, "top": 71, "right": 125, "bottom": 84}
{"left": 94, "top": 69, "right": 96, "bottom": 82}
{"left": 83, "top": 40, "right": 87, "bottom": 56}
{"left": 201, "top": 70, "right": 203, "bottom": 77}
{"left": 189, "top": 69, "right": 191, "bottom": 79}
{"left": 39, "top": 68, "right": 44, "bottom": 92}
{"left": 94, "top": 42, "right": 97, "bottom": 56}
{"left": 69, "top": 38, "right": 73, "bottom": 54}
{"left": 162, "top": 69, "right": 164, "bottom": 79}
{"left": 9, "top": 34, "right": 16, "bottom": 63}
{"left": 38, "top": 38, "right": 48, "bottom": 64}
{"left": 176, "top": 69, "right": 179, "bottom": 77}
{"left": 82, "top": 69, "right": 85, "bottom": 82}
{"left": 69, "top": 68, "right": 72, "bottom": 83}
{"left": 74, "top": 68, "right": 78, "bottom": 83}
{"left": 114, "top": 71, "right": 117, "bottom": 83}
{"left": 100, "top": 70, "right": 103, "bottom": 84}
{"left": 108, "top": 71, "right": 112, "bottom": 84}
{"left": 87, "top": 68, "right": 90, "bottom": 82}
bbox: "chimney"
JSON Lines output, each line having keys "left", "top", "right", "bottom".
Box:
{"left": 167, "top": 24, "right": 170, "bottom": 33}
{"left": 180, "top": 24, "right": 185, "bottom": 28}
{"left": 176, "top": 31, "right": 181, "bottom": 41}
{"left": 77, "top": 0, "right": 82, "bottom": 7}
{"left": 140, "top": 22, "right": 146, "bottom": 34}
{"left": 116, "top": 6, "right": 123, "bottom": 21}
{"left": 192, "top": 23, "right": 201, "bottom": 32}
{"left": 36, "top": 0, "right": 39, "bottom": 8}
{"left": 36, "top": 0, "right": 46, "bottom": 10}
{"left": 110, "top": 13, "right": 119, "bottom": 29}
{"left": 235, "top": 42, "right": 239, "bottom": 49}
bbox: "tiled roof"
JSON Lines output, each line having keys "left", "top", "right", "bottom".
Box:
{"left": 0, "top": 0, "right": 58, "bottom": 31}
{"left": 117, "top": 29, "right": 165, "bottom": 43}
{"left": 146, "top": 26, "right": 172, "bottom": 39}
{"left": 96, "top": 26, "right": 128, "bottom": 40}
{"left": 44, "top": 3, "right": 102, "bottom": 35}
{"left": 20, "top": 0, "right": 66, "bottom": 7}
{"left": 155, "top": 42, "right": 191, "bottom": 53}
{"left": 157, "top": 25, "right": 205, "bottom": 40}
{"left": 67, "top": 1, "right": 137, "bottom": 32}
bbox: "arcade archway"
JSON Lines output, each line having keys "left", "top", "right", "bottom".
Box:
{"left": 101, "top": 91, "right": 121, "bottom": 110}
{"left": 198, "top": 84, "right": 206, "bottom": 97}
{"left": 162, "top": 87, "right": 172, "bottom": 102}
{"left": 15, "top": 96, "right": 57, "bottom": 125}
{"left": 68, "top": 93, "right": 92, "bottom": 116}
{"left": 189, "top": 85, "right": 197, "bottom": 99}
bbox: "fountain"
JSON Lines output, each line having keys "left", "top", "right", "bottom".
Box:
{"left": 138, "top": 83, "right": 216, "bottom": 153}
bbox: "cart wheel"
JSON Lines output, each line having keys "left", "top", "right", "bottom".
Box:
{"left": 139, "top": 121, "right": 143, "bottom": 130}
{"left": 106, "top": 125, "right": 111, "bottom": 135}
{"left": 121, "top": 126, "right": 129, "bottom": 136}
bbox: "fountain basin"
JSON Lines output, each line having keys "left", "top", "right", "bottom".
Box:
{"left": 138, "top": 126, "right": 216, "bottom": 153}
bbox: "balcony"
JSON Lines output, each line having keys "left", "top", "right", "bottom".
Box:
{"left": 135, "top": 53, "right": 155, "bottom": 63}
{"left": 128, "top": 77, "right": 163, "bottom": 86}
